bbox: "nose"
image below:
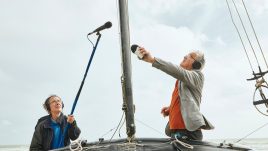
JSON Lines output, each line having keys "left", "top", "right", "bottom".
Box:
{"left": 56, "top": 101, "right": 62, "bottom": 106}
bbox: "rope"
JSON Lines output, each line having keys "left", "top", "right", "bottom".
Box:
{"left": 225, "top": 0, "right": 254, "bottom": 72}
{"left": 172, "top": 136, "right": 194, "bottom": 150}
{"left": 127, "top": 135, "right": 135, "bottom": 143}
{"left": 119, "top": 142, "right": 138, "bottom": 150}
{"left": 231, "top": 0, "right": 260, "bottom": 67}
{"left": 235, "top": 121, "right": 268, "bottom": 143}
{"left": 241, "top": 0, "right": 268, "bottom": 70}
{"left": 69, "top": 139, "right": 83, "bottom": 151}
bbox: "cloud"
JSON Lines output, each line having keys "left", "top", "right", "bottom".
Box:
{"left": 1, "top": 120, "right": 12, "bottom": 126}
{"left": 250, "top": 0, "right": 268, "bottom": 15}
{"left": 0, "top": 69, "right": 11, "bottom": 83}
{"left": 131, "top": 24, "right": 208, "bottom": 63}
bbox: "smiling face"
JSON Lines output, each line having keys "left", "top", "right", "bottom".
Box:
{"left": 48, "top": 96, "right": 63, "bottom": 115}
{"left": 180, "top": 52, "right": 197, "bottom": 70}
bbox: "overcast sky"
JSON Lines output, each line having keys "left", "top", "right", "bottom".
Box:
{"left": 1, "top": 0, "right": 268, "bottom": 145}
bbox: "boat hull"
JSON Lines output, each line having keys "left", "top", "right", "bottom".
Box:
{"left": 50, "top": 138, "right": 253, "bottom": 151}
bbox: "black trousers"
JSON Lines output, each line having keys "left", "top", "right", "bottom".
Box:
{"left": 165, "top": 122, "right": 203, "bottom": 140}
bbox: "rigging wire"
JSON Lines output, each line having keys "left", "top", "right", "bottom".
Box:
{"left": 226, "top": 0, "right": 268, "bottom": 115}
{"left": 241, "top": 0, "right": 268, "bottom": 70}
{"left": 230, "top": 0, "right": 261, "bottom": 67}
{"left": 118, "top": 117, "right": 126, "bottom": 137}
{"left": 135, "top": 118, "right": 166, "bottom": 137}
{"left": 100, "top": 126, "right": 118, "bottom": 139}
{"left": 109, "top": 111, "right": 125, "bottom": 142}
{"left": 225, "top": 0, "right": 254, "bottom": 72}
{"left": 235, "top": 121, "right": 268, "bottom": 143}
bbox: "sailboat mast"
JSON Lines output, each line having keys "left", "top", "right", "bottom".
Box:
{"left": 118, "top": 0, "right": 136, "bottom": 140}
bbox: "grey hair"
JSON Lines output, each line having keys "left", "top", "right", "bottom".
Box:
{"left": 43, "top": 94, "right": 61, "bottom": 114}
{"left": 193, "top": 50, "right": 205, "bottom": 70}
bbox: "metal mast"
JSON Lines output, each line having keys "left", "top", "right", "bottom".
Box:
{"left": 118, "top": 0, "right": 136, "bottom": 141}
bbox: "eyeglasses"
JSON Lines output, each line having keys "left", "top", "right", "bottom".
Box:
{"left": 49, "top": 99, "right": 62, "bottom": 104}
{"left": 185, "top": 54, "right": 196, "bottom": 61}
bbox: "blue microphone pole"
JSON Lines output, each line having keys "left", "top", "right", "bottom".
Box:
{"left": 59, "top": 32, "right": 102, "bottom": 146}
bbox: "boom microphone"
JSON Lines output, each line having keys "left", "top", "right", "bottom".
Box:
{"left": 88, "top": 21, "right": 112, "bottom": 35}
{"left": 131, "top": 44, "right": 144, "bottom": 59}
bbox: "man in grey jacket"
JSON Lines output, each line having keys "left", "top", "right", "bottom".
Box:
{"left": 138, "top": 47, "right": 214, "bottom": 140}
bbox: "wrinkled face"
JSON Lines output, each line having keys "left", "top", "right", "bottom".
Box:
{"left": 49, "top": 96, "right": 63, "bottom": 114}
{"left": 180, "top": 52, "right": 197, "bottom": 70}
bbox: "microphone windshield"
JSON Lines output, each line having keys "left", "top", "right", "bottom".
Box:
{"left": 131, "top": 44, "right": 138, "bottom": 53}
{"left": 105, "top": 21, "right": 112, "bottom": 29}
{"left": 130, "top": 44, "right": 144, "bottom": 59}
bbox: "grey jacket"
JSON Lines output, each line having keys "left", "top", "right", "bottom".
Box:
{"left": 152, "top": 57, "right": 214, "bottom": 131}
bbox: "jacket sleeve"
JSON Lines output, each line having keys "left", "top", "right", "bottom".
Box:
{"left": 152, "top": 57, "right": 203, "bottom": 88}
{"left": 29, "top": 123, "right": 43, "bottom": 151}
{"left": 68, "top": 120, "right": 81, "bottom": 140}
